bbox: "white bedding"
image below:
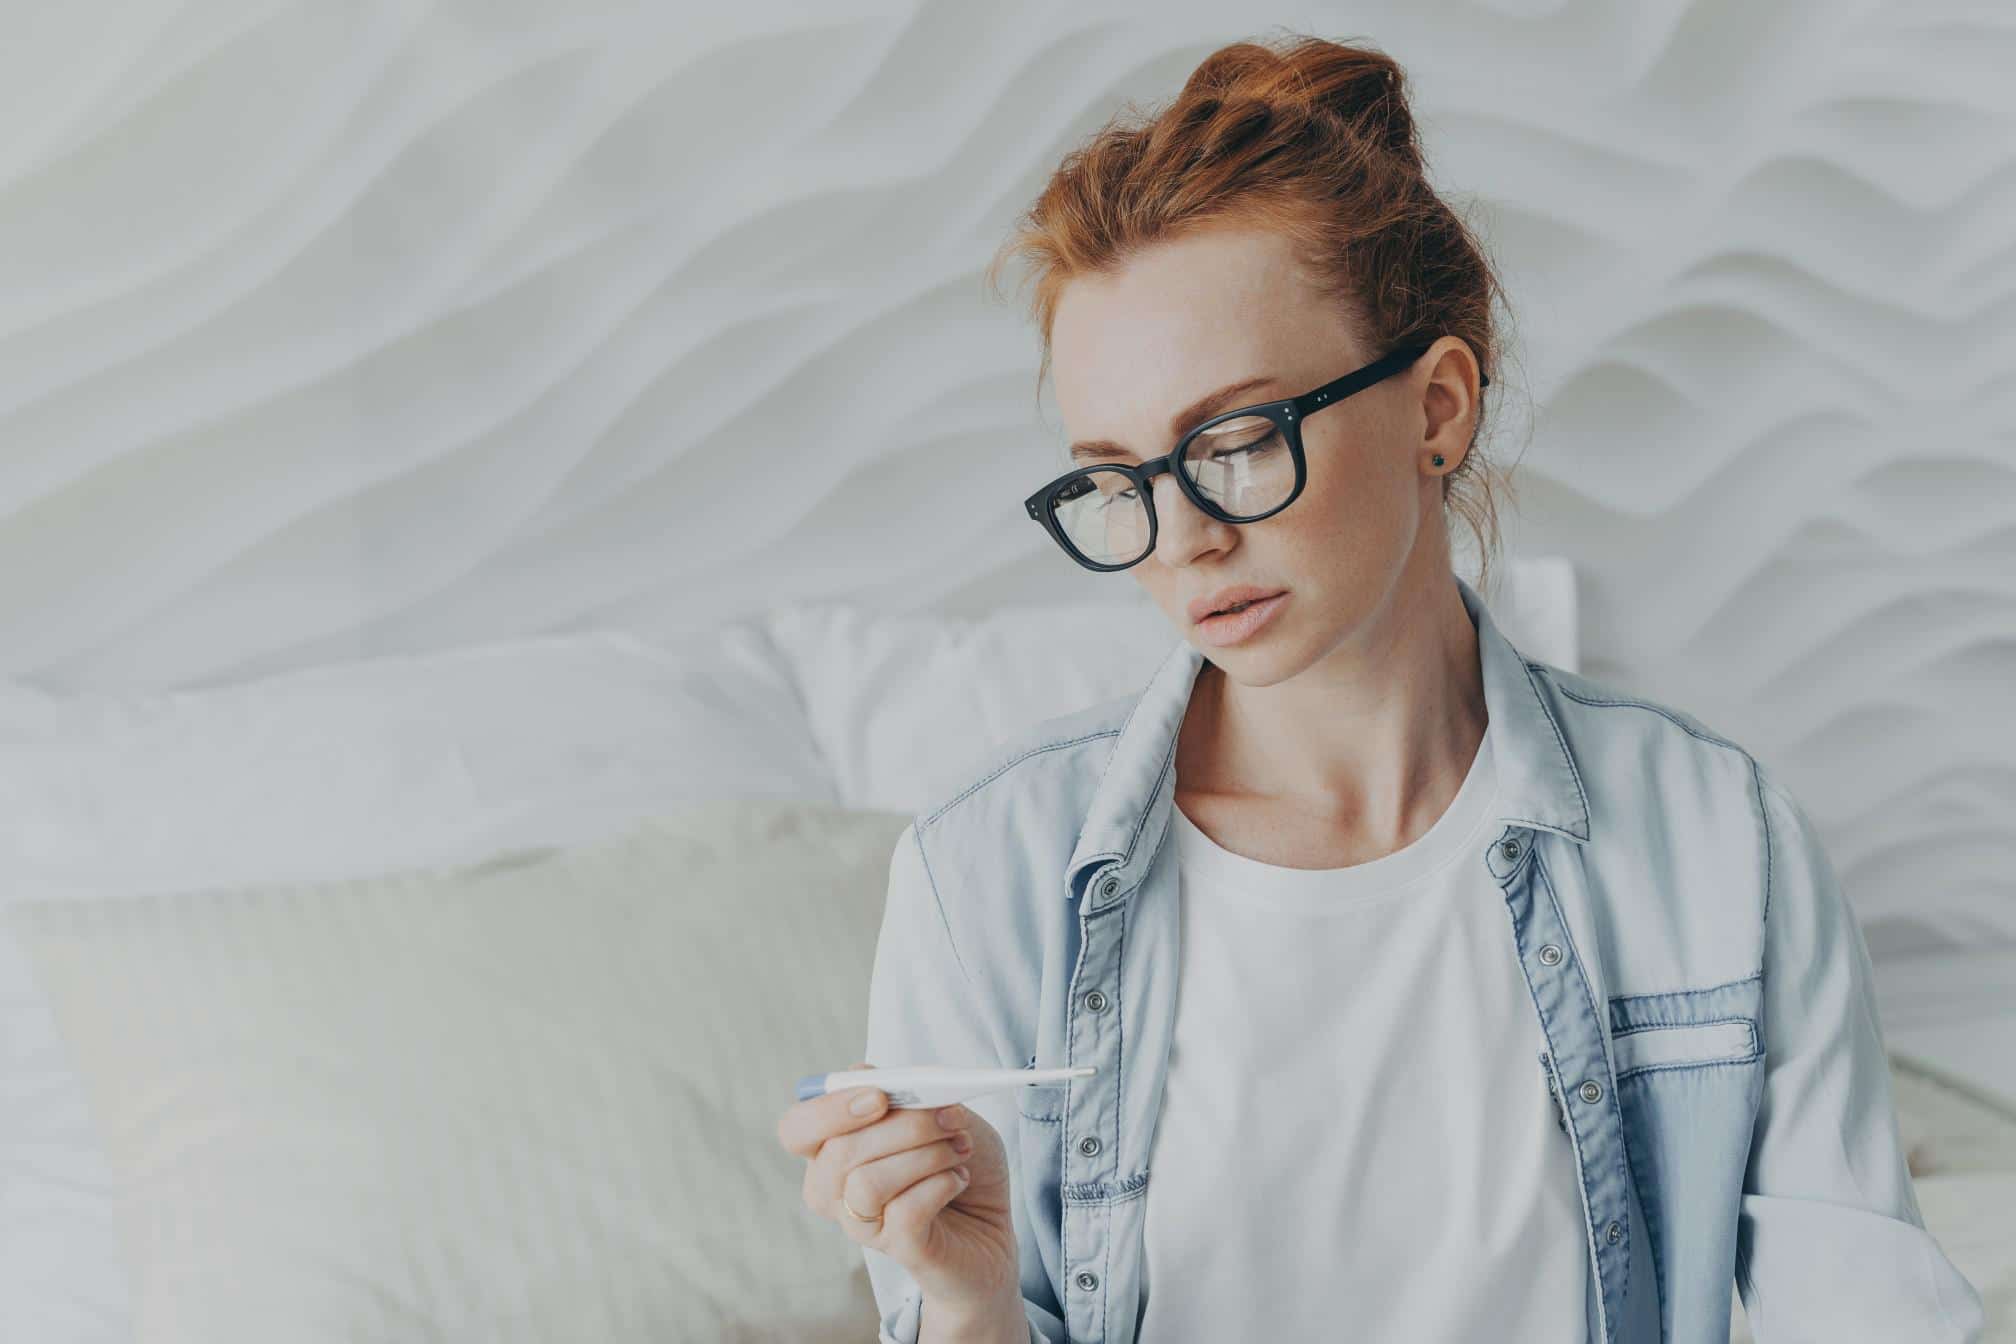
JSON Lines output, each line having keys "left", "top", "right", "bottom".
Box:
{"left": 2, "top": 559, "right": 2007, "bottom": 1340}
{"left": 4, "top": 800, "right": 920, "bottom": 1344}
{"left": 2, "top": 621, "right": 834, "bottom": 1338}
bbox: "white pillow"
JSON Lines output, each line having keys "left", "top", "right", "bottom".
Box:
{"left": 3, "top": 798, "right": 910, "bottom": 1344}
{"left": 0, "top": 622, "right": 828, "bottom": 900}
{"left": 0, "top": 622, "right": 829, "bottom": 1344}
{"left": 765, "top": 555, "right": 1580, "bottom": 813}
{"left": 764, "top": 596, "right": 1175, "bottom": 814}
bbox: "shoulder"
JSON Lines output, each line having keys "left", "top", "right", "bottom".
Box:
{"left": 915, "top": 689, "right": 1140, "bottom": 831}
{"left": 1525, "top": 656, "right": 1742, "bottom": 750}
{"left": 1525, "top": 656, "right": 1766, "bottom": 795}
{"left": 1521, "top": 657, "right": 1812, "bottom": 938}
{"left": 901, "top": 688, "right": 1144, "bottom": 942}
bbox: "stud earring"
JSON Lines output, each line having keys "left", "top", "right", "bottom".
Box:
{"left": 1431, "top": 454, "right": 1445, "bottom": 468}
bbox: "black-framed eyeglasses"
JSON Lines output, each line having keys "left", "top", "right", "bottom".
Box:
{"left": 1023, "top": 340, "right": 1486, "bottom": 572}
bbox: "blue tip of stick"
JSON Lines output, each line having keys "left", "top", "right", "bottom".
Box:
{"left": 795, "top": 1073, "right": 827, "bottom": 1102}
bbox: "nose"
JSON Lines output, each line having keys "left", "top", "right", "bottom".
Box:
{"left": 1150, "top": 473, "right": 1234, "bottom": 567}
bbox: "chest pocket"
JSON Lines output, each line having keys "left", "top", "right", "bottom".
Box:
{"left": 1610, "top": 1017, "right": 1760, "bottom": 1081}
{"left": 1606, "top": 972, "right": 1765, "bottom": 1078}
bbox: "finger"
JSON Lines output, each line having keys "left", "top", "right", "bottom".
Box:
{"left": 842, "top": 1131, "right": 969, "bottom": 1217}
{"left": 833, "top": 1135, "right": 971, "bottom": 1247}
{"left": 805, "top": 1102, "right": 964, "bottom": 1218}
{"left": 776, "top": 1061, "right": 886, "bottom": 1158}
{"left": 864, "top": 1155, "right": 973, "bottom": 1256}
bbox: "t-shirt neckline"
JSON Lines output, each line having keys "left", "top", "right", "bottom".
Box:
{"left": 1170, "top": 722, "right": 1500, "bottom": 911}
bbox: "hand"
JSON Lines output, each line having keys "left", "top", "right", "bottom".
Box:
{"left": 778, "top": 1059, "right": 1020, "bottom": 1315}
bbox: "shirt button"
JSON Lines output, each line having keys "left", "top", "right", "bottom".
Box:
{"left": 1084, "top": 989, "right": 1108, "bottom": 1013}
{"left": 1078, "top": 1136, "right": 1101, "bottom": 1156}
{"left": 1075, "top": 1271, "right": 1099, "bottom": 1291}
{"left": 1579, "top": 1080, "right": 1604, "bottom": 1104}
{"left": 1499, "top": 838, "right": 1522, "bottom": 861}
{"left": 1607, "top": 1221, "right": 1623, "bottom": 1244}
{"left": 1101, "top": 876, "right": 1120, "bottom": 897}
{"left": 1539, "top": 943, "right": 1563, "bottom": 966}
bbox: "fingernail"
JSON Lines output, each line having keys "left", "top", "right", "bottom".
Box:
{"left": 937, "top": 1105, "right": 964, "bottom": 1129}
{"left": 952, "top": 1132, "right": 973, "bottom": 1153}
{"left": 954, "top": 1165, "right": 970, "bottom": 1182}
{"left": 850, "top": 1090, "right": 884, "bottom": 1115}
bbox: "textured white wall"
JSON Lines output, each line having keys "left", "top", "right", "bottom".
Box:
{"left": 0, "top": 3, "right": 2011, "bottom": 986}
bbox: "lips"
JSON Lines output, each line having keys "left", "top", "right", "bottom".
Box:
{"left": 1189, "top": 584, "right": 1287, "bottom": 625}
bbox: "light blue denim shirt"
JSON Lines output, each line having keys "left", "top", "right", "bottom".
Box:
{"left": 862, "top": 574, "right": 1985, "bottom": 1344}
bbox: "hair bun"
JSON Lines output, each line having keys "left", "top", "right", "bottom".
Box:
{"left": 1192, "top": 42, "right": 1419, "bottom": 172}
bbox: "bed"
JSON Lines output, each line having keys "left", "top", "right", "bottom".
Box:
{"left": 3, "top": 557, "right": 2009, "bottom": 1340}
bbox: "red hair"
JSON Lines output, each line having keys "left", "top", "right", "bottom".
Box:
{"left": 985, "top": 30, "right": 1517, "bottom": 590}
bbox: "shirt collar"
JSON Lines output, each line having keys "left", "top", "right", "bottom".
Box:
{"left": 1063, "top": 573, "right": 1591, "bottom": 905}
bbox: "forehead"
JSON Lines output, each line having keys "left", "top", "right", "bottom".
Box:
{"left": 1049, "top": 225, "right": 1352, "bottom": 444}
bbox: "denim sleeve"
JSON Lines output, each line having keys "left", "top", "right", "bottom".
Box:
{"left": 862, "top": 822, "right": 1066, "bottom": 1344}
{"left": 1734, "top": 770, "right": 1987, "bottom": 1342}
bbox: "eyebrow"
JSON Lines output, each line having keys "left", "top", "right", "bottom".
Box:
{"left": 1068, "top": 375, "right": 1282, "bottom": 464}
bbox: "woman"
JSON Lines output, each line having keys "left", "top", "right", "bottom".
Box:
{"left": 775, "top": 32, "right": 1984, "bottom": 1344}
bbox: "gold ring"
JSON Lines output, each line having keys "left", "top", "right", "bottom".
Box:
{"left": 842, "top": 1191, "right": 883, "bottom": 1223}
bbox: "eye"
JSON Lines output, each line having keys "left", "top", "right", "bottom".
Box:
{"left": 1090, "top": 476, "right": 1138, "bottom": 505}
{"left": 1210, "top": 438, "right": 1276, "bottom": 460}
{"left": 1192, "top": 417, "right": 1283, "bottom": 460}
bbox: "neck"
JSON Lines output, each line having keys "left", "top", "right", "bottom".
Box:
{"left": 1176, "top": 567, "right": 1489, "bottom": 847}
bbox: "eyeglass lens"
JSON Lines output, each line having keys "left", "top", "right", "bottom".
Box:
{"left": 1049, "top": 413, "right": 1294, "bottom": 566}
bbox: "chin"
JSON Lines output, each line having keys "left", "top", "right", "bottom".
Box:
{"left": 1199, "top": 635, "right": 1302, "bottom": 682}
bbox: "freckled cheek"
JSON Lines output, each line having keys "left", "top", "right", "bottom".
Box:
{"left": 1299, "top": 471, "right": 1403, "bottom": 550}
{"left": 1305, "top": 427, "right": 1389, "bottom": 492}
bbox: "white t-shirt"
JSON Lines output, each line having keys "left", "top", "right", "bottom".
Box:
{"left": 1136, "top": 722, "right": 1591, "bottom": 1341}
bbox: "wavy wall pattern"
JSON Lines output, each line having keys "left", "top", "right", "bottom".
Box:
{"left": 0, "top": 4, "right": 2011, "bottom": 1000}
